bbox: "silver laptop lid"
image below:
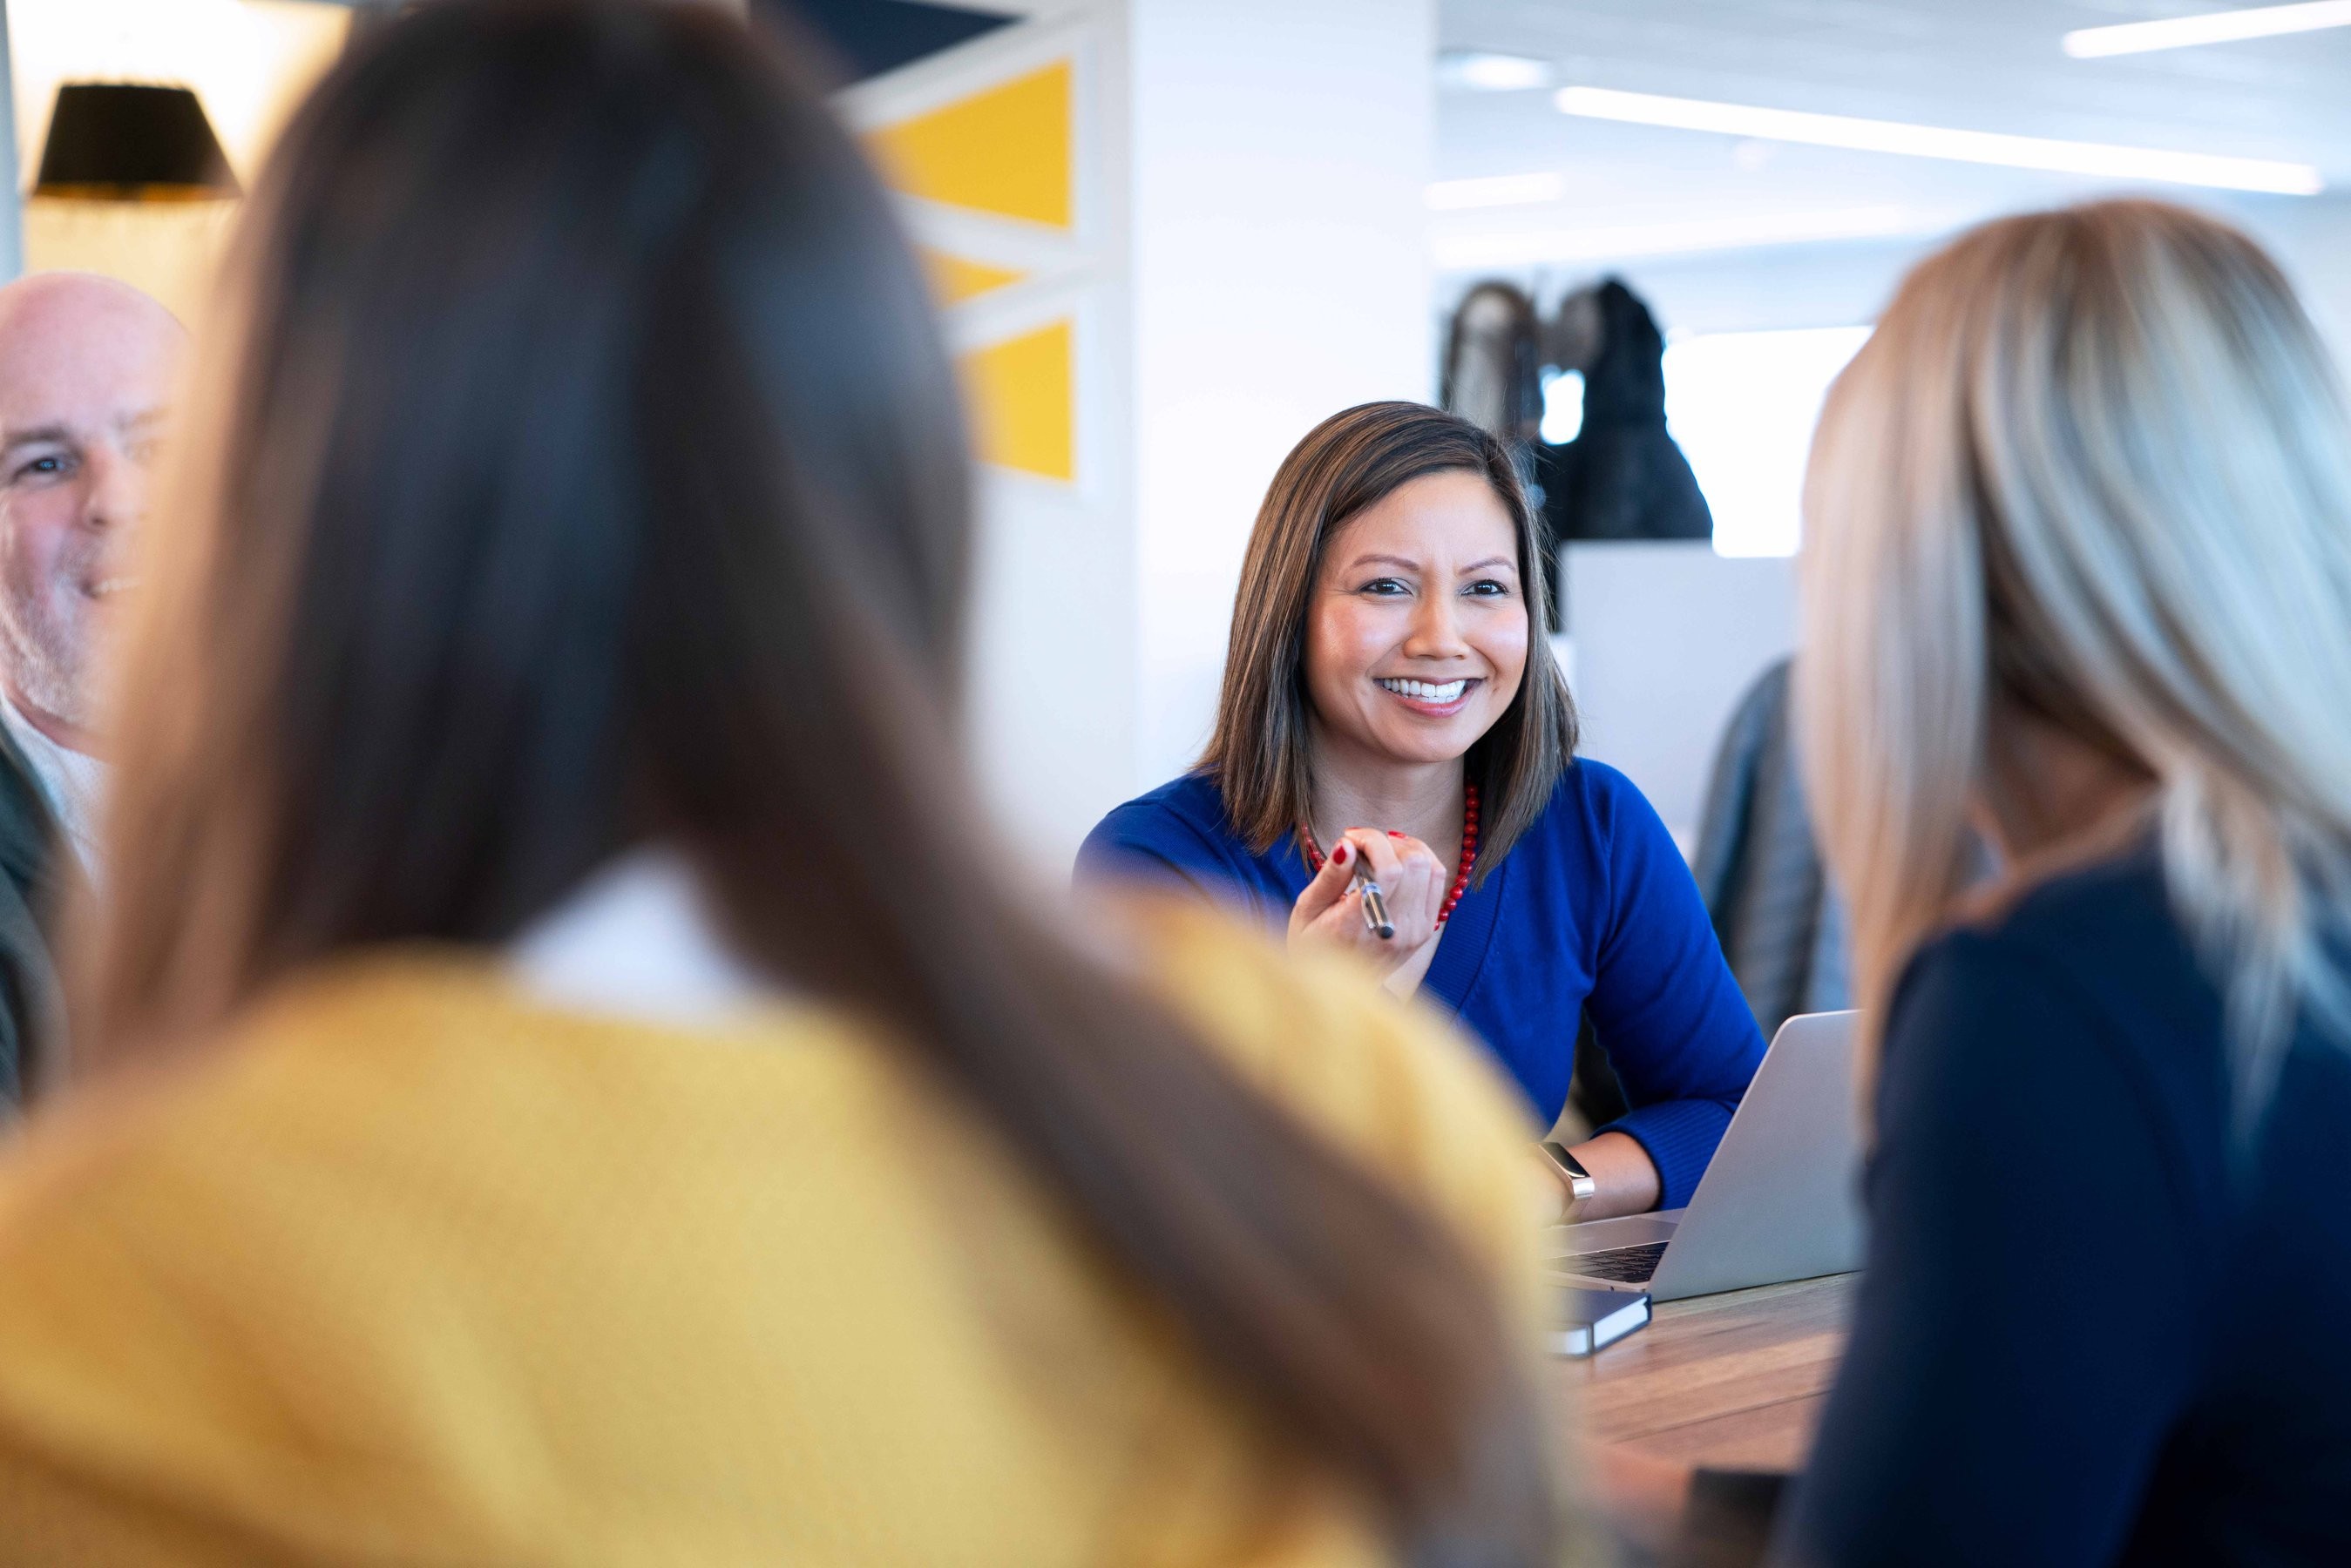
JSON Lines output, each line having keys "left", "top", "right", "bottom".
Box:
{"left": 1643, "top": 1009, "right": 1866, "bottom": 1301}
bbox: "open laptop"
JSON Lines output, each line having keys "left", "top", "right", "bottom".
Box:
{"left": 1547, "top": 1010, "right": 1864, "bottom": 1302}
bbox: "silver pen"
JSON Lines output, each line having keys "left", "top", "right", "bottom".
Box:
{"left": 1356, "top": 874, "right": 1395, "bottom": 940}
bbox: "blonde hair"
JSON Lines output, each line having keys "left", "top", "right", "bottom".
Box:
{"left": 1799, "top": 199, "right": 2351, "bottom": 1112}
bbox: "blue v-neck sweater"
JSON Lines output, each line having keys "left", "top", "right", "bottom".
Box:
{"left": 1076, "top": 761, "right": 1765, "bottom": 1206}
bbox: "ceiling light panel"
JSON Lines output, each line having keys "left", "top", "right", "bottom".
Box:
{"left": 1554, "top": 86, "right": 2323, "bottom": 196}
{"left": 1437, "top": 51, "right": 1555, "bottom": 92}
{"left": 2063, "top": 2, "right": 2351, "bottom": 58}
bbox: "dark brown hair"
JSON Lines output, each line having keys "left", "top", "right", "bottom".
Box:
{"left": 1203, "top": 401, "right": 1577, "bottom": 867}
{"left": 80, "top": 3, "right": 1555, "bottom": 1560}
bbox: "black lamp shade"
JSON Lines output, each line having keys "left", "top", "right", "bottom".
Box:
{"left": 33, "top": 84, "right": 240, "bottom": 201}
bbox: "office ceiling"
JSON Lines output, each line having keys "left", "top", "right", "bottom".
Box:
{"left": 1434, "top": 0, "right": 2351, "bottom": 274}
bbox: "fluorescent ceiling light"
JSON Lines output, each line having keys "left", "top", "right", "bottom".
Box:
{"left": 2063, "top": 1, "right": 2351, "bottom": 57}
{"left": 1555, "top": 84, "right": 2323, "bottom": 196}
{"left": 1437, "top": 51, "right": 1554, "bottom": 92}
{"left": 1433, "top": 206, "right": 1929, "bottom": 270}
{"left": 1427, "top": 172, "right": 1564, "bottom": 210}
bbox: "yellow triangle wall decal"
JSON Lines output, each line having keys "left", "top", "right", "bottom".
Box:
{"left": 871, "top": 61, "right": 1072, "bottom": 231}
{"left": 921, "top": 248, "right": 1026, "bottom": 306}
{"left": 963, "top": 319, "right": 1073, "bottom": 482}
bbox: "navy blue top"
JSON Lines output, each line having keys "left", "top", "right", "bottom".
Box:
{"left": 1076, "top": 762, "right": 1765, "bottom": 1206}
{"left": 1782, "top": 842, "right": 2351, "bottom": 1566}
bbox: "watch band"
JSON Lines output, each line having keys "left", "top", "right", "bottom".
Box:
{"left": 1541, "top": 1140, "right": 1599, "bottom": 1204}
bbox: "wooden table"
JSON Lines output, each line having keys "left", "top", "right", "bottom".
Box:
{"left": 1553, "top": 1274, "right": 1858, "bottom": 1471}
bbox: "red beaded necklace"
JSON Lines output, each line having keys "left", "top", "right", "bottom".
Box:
{"left": 1300, "top": 782, "right": 1480, "bottom": 927}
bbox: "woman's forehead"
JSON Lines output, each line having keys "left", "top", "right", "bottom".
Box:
{"left": 1325, "top": 471, "right": 1516, "bottom": 564}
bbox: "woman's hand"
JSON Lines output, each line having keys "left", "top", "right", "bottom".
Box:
{"left": 1288, "top": 828, "right": 1446, "bottom": 980}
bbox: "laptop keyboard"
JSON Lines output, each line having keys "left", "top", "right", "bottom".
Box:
{"left": 1562, "top": 1240, "right": 1669, "bottom": 1284}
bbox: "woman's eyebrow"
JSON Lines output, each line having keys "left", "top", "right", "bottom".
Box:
{"left": 1345, "top": 552, "right": 1421, "bottom": 571}
{"left": 1460, "top": 556, "right": 1516, "bottom": 573}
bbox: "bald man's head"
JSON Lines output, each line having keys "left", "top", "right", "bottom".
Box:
{"left": 0, "top": 273, "right": 185, "bottom": 753}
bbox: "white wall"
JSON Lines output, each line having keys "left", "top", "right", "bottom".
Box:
{"left": 1565, "top": 544, "right": 1796, "bottom": 851}
{"left": 1128, "top": 0, "right": 1434, "bottom": 791}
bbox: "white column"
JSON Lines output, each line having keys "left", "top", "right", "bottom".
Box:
{"left": 1127, "top": 0, "right": 1435, "bottom": 790}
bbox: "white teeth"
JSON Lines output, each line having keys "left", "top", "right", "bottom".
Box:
{"left": 87, "top": 578, "right": 137, "bottom": 598}
{"left": 1378, "top": 677, "right": 1468, "bottom": 702}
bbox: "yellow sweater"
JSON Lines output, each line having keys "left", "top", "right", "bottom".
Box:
{"left": 0, "top": 909, "right": 1549, "bottom": 1565}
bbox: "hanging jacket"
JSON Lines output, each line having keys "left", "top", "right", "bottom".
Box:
{"left": 1536, "top": 280, "right": 1713, "bottom": 547}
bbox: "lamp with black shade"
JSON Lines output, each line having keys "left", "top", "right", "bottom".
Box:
{"left": 33, "top": 83, "right": 240, "bottom": 202}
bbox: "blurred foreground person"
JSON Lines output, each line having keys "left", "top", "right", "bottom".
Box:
{"left": 1767, "top": 202, "right": 2351, "bottom": 1562}
{"left": 0, "top": 273, "right": 182, "bottom": 1101}
{"left": 0, "top": 3, "right": 1567, "bottom": 1563}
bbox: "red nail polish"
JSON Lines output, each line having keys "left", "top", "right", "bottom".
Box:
{"left": 1387, "top": 830, "right": 1403, "bottom": 837}
{"left": 1333, "top": 843, "right": 1348, "bottom": 865}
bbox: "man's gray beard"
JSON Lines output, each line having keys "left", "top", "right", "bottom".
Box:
{"left": 0, "top": 590, "right": 91, "bottom": 733}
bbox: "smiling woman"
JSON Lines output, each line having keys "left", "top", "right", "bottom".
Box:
{"left": 1079, "top": 402, "right": 1766, "bottom": 1219}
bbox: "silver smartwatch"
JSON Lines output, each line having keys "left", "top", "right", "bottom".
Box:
{"left": 1539, "top": 1139, "right": 1598, "bottom": 1204}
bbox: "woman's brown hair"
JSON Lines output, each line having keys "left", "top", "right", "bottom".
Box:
{"left": 78, "top": 3, "right": 1555, "bottom": 1560}
{"left": 1203, "top": 401, "right": 1577, "bottom": 866}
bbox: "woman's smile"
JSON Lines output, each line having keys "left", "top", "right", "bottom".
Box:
{"left": 1375, "top": 674, "right": 1480, "bottom": 717}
